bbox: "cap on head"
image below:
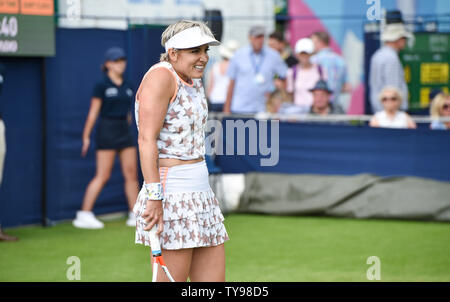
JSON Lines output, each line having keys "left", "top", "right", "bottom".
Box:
{"left": 381, "top": 23, "right": 413, "bottom": 42}
{"left": 295, "top": 38, "right": 314, "bottom": 54}
{"left": 309, "top": 79, "right": 333, "bottom": 94}
{"left": 104, "top": 47, "right": 126, "bottom": 62}
{"left": 249, "top": 26, "right": 266, "bottom": 37}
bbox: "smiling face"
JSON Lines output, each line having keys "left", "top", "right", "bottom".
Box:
{"left": 169, "top": 44, "right": 210, "bottom": 82}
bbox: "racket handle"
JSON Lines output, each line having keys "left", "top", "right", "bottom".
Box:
{"left": 152, "top": 261, "right": 158, "bottom": 282}
{"left": 149, "top": 224, "right": 162, "bottom": 257}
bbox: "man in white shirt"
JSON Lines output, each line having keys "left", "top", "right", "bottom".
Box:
{"left": 369, "top": 23, "right": 413, "bottom": 113}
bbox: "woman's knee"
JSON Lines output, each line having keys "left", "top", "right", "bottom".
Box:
{"left": 94, "top": 172, "right": 111, "bottom": 185}
{"left": 122, "top": 166, "right": 138, "bottom": 182}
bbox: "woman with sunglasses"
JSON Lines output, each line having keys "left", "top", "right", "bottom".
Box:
{"left": 430, "top": 92, "right": 450, "bottom": 130}
{"left": 369, "top": 86, "right": 416, "bottom": 129}
{"left": 74, "top": 47, "right": 139, "bottom": 229}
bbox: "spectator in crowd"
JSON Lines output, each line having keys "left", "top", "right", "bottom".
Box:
{"left": 309, "top": 79, "right": 344, "bottom": 116}
{"left": 207, "top": 40, "right": 239, "bottom": 112}
{"left": 223, "top": 26, "right": 288, "bottom": 114}
{"left": 265, "top": 89, "right": 301, "bottom": 114}
{"left": 73, "top": 47, "right": 139, "bottom": 229}
{"left": 369, "top": 23, "right": 412, "bottom": 113}
{"left": 310, "top": 31, "right": 350, "bottom": 106}
{"left": 286, "top": 38, "right": 324, "bottom": 113}
{"left": 369, "top": 86, "right": 416, "bottom": 129}
{"left": 429, "top": 92, "right": 450, "bottom": 130}
{"left": 268, "top": 31, "right": 298, "bottom": 68}
{"left": 0, "top": 62, "right": 18, "bottom": 242}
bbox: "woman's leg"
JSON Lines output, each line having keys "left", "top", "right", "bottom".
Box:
{"left": 118, "top": 146, "right": 139, "bottom": 210}
{"left": 189, "top": 244, "right": 225, "bottom": 282}
{"left": 156, "top": 249, "right": 193, "bottom": 282}
{"left": 81, "top": 150, "right": 116, "bottom": 211}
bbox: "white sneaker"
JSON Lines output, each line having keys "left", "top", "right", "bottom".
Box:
{"left": 73, "top": 211, "right": 104, "bottom": 229}
{"left": 126, "top": 211, "right": 136, "bottom": 227}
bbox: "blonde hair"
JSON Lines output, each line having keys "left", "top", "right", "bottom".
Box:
{"left": 430, "top": 92, "right": 450, "bottom": 118}
{"left": 266, "top": 89, "right": 292, "bottom": 113}
{"left": 160, "top": 20, "right": 215, "bottom": 62}
{"left": 379, "top": 86, "right": 403, "bottom": 106}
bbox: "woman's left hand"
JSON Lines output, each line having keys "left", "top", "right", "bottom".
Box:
{"left": 81, "top": 137, "right": 90, "bottom": 157}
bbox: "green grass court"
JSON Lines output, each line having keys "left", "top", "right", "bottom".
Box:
{"left": 1, "top": 214, "right": 449, "bottom": 282}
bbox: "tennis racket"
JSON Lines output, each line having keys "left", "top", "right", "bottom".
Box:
{"left": 149, "top": 224, "right": 175, "bottom": 282}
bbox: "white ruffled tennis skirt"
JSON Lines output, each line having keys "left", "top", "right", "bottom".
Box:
{"left": 133, "top": 160, "right": 229, "bottom": 250}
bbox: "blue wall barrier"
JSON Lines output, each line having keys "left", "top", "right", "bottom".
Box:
{"left": 1, "top": 27, "right": 450, "bottom": 228}
{"left": 0, "top": 57, "right": 44, "bottom": 227}
{"left": 215, "top": 120, "right": 450, "bottom": 181}
{"left": 0, "top": 27, "right": 164, "bottom": 228}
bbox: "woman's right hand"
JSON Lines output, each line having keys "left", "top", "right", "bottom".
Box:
{"left": 143, "top": 200, "right": 164, "bottom": 235}
{"left": 81, "top": 137, "right": 90, "bottom": 157}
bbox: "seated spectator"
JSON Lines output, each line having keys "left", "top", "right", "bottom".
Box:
{"left": 369, "top": 86, "right": 416, "bottom": 129}
{"left": 286, "top": 38, "right": 324, "bottom": 114}
{"left": 429, "top": 92, "right": 450, "bottom": 130}
{"left": 309, "top": 79, "right": 344, "bottom": 115}
{"left": 265, "top": 89, "right": 303, "bottom": 114}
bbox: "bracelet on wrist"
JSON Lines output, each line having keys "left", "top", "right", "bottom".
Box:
{"left": 144, "top": 182, "right": 163, "bottom": 200}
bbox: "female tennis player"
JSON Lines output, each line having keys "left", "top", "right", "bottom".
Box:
{"left": 74, "top": 47, "right": 139, "bottom": 229}
{"left": 133, "top": 20, "right": 229, "bottom": 282}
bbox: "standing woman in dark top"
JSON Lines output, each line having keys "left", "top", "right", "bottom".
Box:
{"left": 73, "top": 47, "right": 139, "bottom": 229}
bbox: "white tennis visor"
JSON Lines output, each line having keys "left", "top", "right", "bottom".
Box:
{"left": 164, "top": 26, "right": 220, "bottom": 52}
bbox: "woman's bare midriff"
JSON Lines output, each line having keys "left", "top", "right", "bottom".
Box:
{"left": 159, "top": 157, "right": 204, "bottom": 168}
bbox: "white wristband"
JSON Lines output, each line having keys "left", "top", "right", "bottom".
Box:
{"left": 144, "top": 183, "right": 163, "bottom": 200}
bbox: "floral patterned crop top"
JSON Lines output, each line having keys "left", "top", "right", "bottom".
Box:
{"left": 135, "top": 62, "right": 208, "bottom": 160}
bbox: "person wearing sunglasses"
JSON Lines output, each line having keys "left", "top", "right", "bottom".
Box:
{"left": 430, "top": 92, "right": 450, "bottom": 130}
{"left": 369, "top": 86, "right": 416, "bottom": 129}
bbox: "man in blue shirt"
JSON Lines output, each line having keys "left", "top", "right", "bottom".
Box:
{"left": 224, "top": 26, "right": 288, "bottom": 114}
{"left": 310, "top": 31, "right": 350, "bottom": 106}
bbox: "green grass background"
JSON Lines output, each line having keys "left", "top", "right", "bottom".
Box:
{"left": 1, "top": 214, "right": 449, "bottom": 282}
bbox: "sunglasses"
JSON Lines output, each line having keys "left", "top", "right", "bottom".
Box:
{"left": 381, "top": 96, "right": 398, "bottom": 102}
